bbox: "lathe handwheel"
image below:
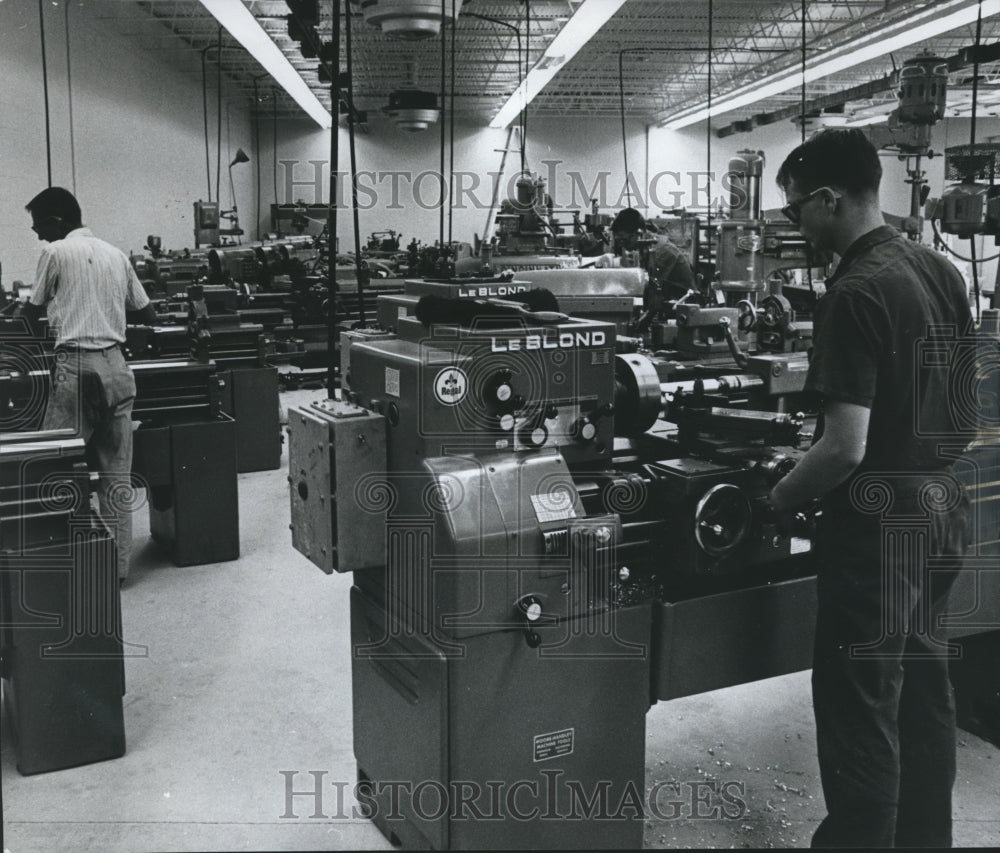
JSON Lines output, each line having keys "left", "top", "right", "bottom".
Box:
{"left": 736, "top": 299, "right": 757, "bottom": 332}
{"left": 693, "top": 483, "right": 753, "bottom": 557}
{"left": 760, "top": 294, "right": 792, "bottom": 329}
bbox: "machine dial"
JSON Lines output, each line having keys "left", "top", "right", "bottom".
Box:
{"left": 483, "top": 369, "right": 516, "bottom": 413}
{"left": 521, "top": 423, "right": 549, "bottom": 448}
{"left": 571, "top": 418, "right": 597, "bottom": 442}
{"left": 693, "top": 483, "right": 753, "bottom": 557}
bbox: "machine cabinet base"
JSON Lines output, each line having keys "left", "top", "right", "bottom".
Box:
{"left": 135, "top": 416, "right": 240, "bottom": 566}
{"left": 0, "top": 527, "right": 125, "bottom": 775}
{"left": 350, "top": 587, "right": 651, "bottom": 850}
{"left": 217, "top": 367, "right": 282, "bottom": 472}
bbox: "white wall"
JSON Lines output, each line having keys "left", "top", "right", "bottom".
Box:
{"left": 647, "top": 115, "right": 1000, "bottom": 294}
{"left": 0, "top": 0, "right": 254, "bottom": 285}
{"left": 256, "top": 114, "right": 649, "bottom": 250}
{"left": 5, "top": 1, "right": 1000, "bottom": 298}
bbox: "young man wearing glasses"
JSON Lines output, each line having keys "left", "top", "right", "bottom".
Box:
{"left": 22, "top": 187, "right": 158, "bottom": 585}
{"left": 769, "top": 129, "right": 973, "bottom": 847}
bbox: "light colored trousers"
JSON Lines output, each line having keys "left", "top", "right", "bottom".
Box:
{"left": 43, "top": 346, "right": 136, "bottom": 579}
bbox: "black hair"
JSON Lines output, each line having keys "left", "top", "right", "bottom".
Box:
{"left": 25, "top": 186, "right": 82, "bottom": 225}
{"left": 611, "top": 207, "right": 645, "bottom": 234}
{"left": 775, "top": 128, "right": 882, "bottom": 196}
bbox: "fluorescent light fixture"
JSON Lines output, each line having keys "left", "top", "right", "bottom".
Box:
{"left": 660, "top": 0, "right": 1000, "bottom": 130}
{"left": 490, "top": 0, "right": 628, "bottom": 129}
{"left": 199, "top": 0, "right": 333, "bottom": 128}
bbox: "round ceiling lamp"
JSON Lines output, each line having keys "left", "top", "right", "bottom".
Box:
{"left": 384, "top": 88, "right": 440, "bottom": 131}
{"left": 353, "top": 0, "right": 464, "bottom": 40}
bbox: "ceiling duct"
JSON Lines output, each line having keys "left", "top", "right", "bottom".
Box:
{"left": 353, "top": 0, "right": 464, "bottom": 40}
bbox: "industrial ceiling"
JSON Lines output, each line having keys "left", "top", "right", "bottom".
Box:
{"left": 87, "top": 0, "right": 1000, "bottom": 132}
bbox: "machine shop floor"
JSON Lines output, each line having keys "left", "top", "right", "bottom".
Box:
{"left": 2, "top": 389, "right": 998, "bottom": 852}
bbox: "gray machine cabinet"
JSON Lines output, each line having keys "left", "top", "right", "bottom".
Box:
{"left": 351, "top": 586, "right": 651, "bottom": 851}
{"left": 288, "top": 399, "right": 387, "bottom": 573}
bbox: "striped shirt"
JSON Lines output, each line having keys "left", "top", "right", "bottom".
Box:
{"left": 30, "top": 227, "right": 150, "bottom": 349}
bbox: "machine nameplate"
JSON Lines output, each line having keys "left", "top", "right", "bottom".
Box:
{"left": 533, "top": 728, "right": 574, "bottom": 762}
{"left": 790, "top": 537, "right": 811, "bottom": 555}
{"left": 385, "top": 367, "right": 400, "bottom": 398}
{"left": 490, "top": 331, "right": 607, "bottom": 352}
{"left": 530, "top": 492, "right": 577, "bottom": 523}
{"left": 433, "top": 366, "right": 468, "bottom": 406}
{"left": 456, "top": 285, "right": 528, "bottom": 298}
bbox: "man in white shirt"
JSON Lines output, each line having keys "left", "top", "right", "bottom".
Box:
{"left": 22, "top": 187, "right": 158, "bottom": 583}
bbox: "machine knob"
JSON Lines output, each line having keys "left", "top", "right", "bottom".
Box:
{"left": 485, "top": 369, "right": 515, "bottom": 412}
{"left": 499, "top": 413, "right": 516, "bottom": 431}
{"left": 521, "top": 424, "right": 549, "bottom": 447}
{"left": 571, "top": 418, "right": 597, "bottom": 442}
{"left": 516, "top": 595, "right": 545, "bottom": 622}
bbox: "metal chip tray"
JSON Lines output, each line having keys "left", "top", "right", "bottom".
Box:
{"left": 130, "top": 360, "right": 219, "bottom": 422}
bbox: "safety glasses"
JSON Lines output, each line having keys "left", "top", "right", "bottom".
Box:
{"left": 781, "top": 186, "right": 839, "bottom": 224}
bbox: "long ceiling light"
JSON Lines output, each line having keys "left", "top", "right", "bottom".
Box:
{"left": 489, "top": 0, "right": 628, "bottom": 129}
{"left": 199, "top": 0, "right": 333, "bottom": 129}
{"left": 660, "top": 0, "right": 1000, "bottom": 131}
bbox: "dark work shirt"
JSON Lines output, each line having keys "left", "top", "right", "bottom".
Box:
{"left": 806, "top": 225, "right": 974, "bottom": 472}
{"left": 645, "top": 235, "right": 696, "bottom": 313}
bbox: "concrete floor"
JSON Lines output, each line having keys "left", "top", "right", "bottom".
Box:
{"left": 2, "top": 388, "right": 998, "bottom": 852}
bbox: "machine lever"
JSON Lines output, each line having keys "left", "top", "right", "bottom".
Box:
{"left": 718, "top": 316, "right": 750, "bottom": 369}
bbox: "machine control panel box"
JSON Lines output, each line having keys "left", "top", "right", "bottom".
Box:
{"left": 349, "top": 317, "right": 618, "bottom": 470}
{"left": 289, "top": 399, "right": 387, "bottom": 574}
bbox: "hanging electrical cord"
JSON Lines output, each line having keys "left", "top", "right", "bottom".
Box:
{"left": 328, "top": 0, "right": 342, "bottom": 391}
{"left": 968, "top": 0, "right": 986, "bottom": 320}
{"left": 448, "top": 0, "right": 457, "bottom": 244}
{"left": 930, "top": 222, "right": 1000, "bottom": 263}
{"left": 344, "top": 0, "right": 367, "bottom": 325}
{"left": 971, "top": 0, "right": 984, "bottom": 148}
{"left": 800, "top": 0, "right": 806, "bottom": 145}
{"left": 39, "top": 0, "right": 52, "bottom": 187}
{"left": 273, "top": 87, "right": 279, "bottom": 232}
{"left": 216, "top": 26, "right": 223, "bottom": 205}
{"left": 970, "top": 233, "right": 982, "bottom": 319}
{"left": 800, "top": 0, "right": 813, "bottom": 290}
{"left": 252, "top": 74, "right": 268, "bottom": 241}
{"left": 522, "top": 1, "right": 529, "bottom": 171}
{"left": 201, "top": 44, "right": 217, "bottom": 201}
{"left": 64, "top": 1, "right": 76, "bottom": 194}
{"left": 619, "top": 49, "right": 634, "bottom": 208}
{"left": 439, "top": 0, "right": 447, "bottom": 247}
{"left": 706, "top": 0, "right": 712, "bottom": 241}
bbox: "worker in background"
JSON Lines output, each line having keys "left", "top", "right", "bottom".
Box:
{"left": 21, "top": 187, "right": 158, "bottom": 586}
{"left": 597, "top": 206, "right": 697, "bottom": 323}
{"left": 768, "top": 129, "right": 972, "bottom": 848}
